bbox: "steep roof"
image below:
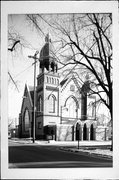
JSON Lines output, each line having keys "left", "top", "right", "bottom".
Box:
{"left": 30, "top": 90, "right": 34, "bottom": 105}
{"left": 27, "top": 85, "right": 34, "bottom": 106}
{"left": 60, "top": 75, "right": 83, "bottom": 93}
{"left": 60, "top": 78, "right": 68, "bottom": 87}
{"left": 20, "top": 84, "right": 34, "bottom": 113}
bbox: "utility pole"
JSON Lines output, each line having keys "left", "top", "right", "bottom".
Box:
{"left": 28, "top": 51, "right": 39, "bottom": 143}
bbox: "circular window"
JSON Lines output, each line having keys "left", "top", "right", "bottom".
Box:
{"left": 70, "top": 85, "right": 75, "bottom": 91}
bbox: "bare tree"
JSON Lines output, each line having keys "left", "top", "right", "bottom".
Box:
{"left": 8, "top": 40, "right": 20, "bottom": 52}
{"left": 8, "top": 26, "right": 33, "bottom": 53}
{"left": 26, "top": 14, "right": 112, "bottom": 121}
{"left": 8, "top": 30, "right": 21, "bottom": 92}
{"left": 8, "top": 25, "right": 35, "bottom": 91}
{"left": 55, "top": 14, "right": 112, "bottom": 119}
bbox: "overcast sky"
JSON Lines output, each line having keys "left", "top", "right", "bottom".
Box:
{"left": 8, "top": 14, "right": 44, "bottom": 120}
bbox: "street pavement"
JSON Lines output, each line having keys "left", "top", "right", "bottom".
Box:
{"left": 9, "top": 140, "right": 112, "bottom": 168}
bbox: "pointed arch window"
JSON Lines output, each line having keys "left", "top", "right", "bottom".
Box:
{"left": 38, "top": 96, "right": 43, "bottom": 113}
{"left": 24, "top": 108, "right": 30, "bottom": 131}
{"left": 48, "top": 94, "right": 56, "bottom": 113}
{"left": 65, "top": 96, "right": 78, "bottom": 118}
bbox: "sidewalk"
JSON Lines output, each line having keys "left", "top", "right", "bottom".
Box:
{"left": 47, "top": 140, "right": 112, "bottom": 159}
{"left": 10, "top": 138, "right": 112, "bottom": 147}
{"left": 44, "top": 140, "right": 112, "bottom": 147}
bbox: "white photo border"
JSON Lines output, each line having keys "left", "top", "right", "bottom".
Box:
{"left": 1, "top": 1, "right": 119, "bottom": 179}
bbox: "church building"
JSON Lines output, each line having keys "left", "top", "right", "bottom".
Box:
{"left": 18, "top": 35, "right": 108, "bottom": 141}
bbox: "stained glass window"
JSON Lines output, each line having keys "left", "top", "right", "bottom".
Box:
{"left": 24, "top": 109, "right": 29, "bottom": 131}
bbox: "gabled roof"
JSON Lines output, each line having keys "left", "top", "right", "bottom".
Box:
{"left": 60, "top": 75, "right": 82, "bottom": 93}
{"left": 20, "top": 84, "right": 34, "bottom": 113}
{"left": 27, "top": 84, "right": 34, "bottom": 106}
{"left": 60, "top": 78, "right": 68, "bottom": 87}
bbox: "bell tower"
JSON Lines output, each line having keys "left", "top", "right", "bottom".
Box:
{"left": 36, "top": 34, "right": 60, "bottom": 140}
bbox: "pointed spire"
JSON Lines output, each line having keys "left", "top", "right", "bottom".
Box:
{"left": 45, "top": 33, "right": 51, "bottom": 43}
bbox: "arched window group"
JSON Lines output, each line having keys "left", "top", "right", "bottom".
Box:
{"left": 48, "top": 94, "right": 56, "bottom": 113}
{"left": 46, "top": 76, "right": 59, "bottom": 85}
{"left": 83, "top": 123, "right": 87, "bottom": 140}
{"left": 90, "top": 124, "right": 95, "bottom": 140}
{"left": 75, "top": 123, "right": 96, "bottom": 141}
{"left": 76, "top": 123, "right": 82, "bottom": 140}
{"left": 83, "top": 123, "right": 95, "bottom": 140}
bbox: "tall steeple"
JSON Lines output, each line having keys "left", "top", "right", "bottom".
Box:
{"left": 36, "top": 34, "right": 60, "bottom": 140}
{"left": 39, "top": 34, "right": 58, "bottom": 74}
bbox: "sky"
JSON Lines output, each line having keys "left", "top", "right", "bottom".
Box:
{"left": 8, "top": 14, "right": 43, "bottom": 121}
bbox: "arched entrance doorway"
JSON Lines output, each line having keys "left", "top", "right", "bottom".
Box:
{"left": 83, "top": 123, "right": 87, "bottom": 140}
{"left": 90, "top": 124, "right": 95, "bottom": 140}
{"left": 76, "top": 123, "right": 82, "bottom": 140}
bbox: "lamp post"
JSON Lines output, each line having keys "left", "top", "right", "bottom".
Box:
{"left": 28, "top": 51, "right": 39, "bottom": 143}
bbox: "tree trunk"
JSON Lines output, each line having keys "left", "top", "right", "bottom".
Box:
{"left": 109, "top": 88, "right": 113, "bottom": 151}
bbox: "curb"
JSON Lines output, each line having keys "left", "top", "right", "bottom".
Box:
{"left": 10, "top": 140, "right": 34, "bottom": 144}
{"left": 59, "top": 147, "right": 112, "bottom": 160}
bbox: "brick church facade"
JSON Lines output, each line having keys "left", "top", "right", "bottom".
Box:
{"left": 18, "top": 35, "right": 109, "bottom": 141}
